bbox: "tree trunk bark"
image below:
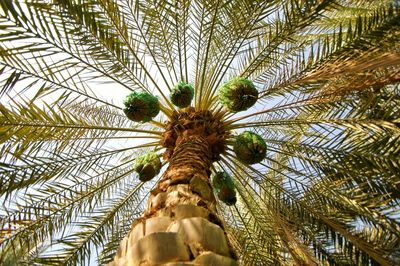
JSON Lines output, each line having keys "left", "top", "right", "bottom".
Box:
{"left": 110, "top": 135, "right": 237, "bottom": 266}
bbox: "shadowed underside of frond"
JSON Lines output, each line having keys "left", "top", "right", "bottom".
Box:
{"left": 0, "top": 0, "right": 399, "bottom": 265}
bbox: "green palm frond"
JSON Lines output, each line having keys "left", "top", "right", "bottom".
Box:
{"left": 27, "top": 180, "right": 149, "bottom": 265}
{"left": 258, "top": 2, "right": 400, "bottom": 98}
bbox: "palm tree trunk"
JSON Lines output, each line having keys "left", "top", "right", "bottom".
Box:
{"left": 110, "top": 135, "right": 237, "bottom": 266}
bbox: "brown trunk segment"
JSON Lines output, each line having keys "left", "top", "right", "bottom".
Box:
{"left": 110, "top": 134, "right": 237, "bottom": 266}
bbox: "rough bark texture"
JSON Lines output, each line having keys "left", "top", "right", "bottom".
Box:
{"left": 161, "top": 108, "right": 229, "bottom": 162}
{"left": 110, "top": 134, "right": 237, "bottom": 266}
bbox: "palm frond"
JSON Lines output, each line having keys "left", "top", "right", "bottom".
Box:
{"left": 28, "top": 180, "right": 149, "bottom": 266}
{"left": 258, "top": 2, "right": 400, "bottom": 98}
{"left": 0, "top": 161, "right": 139, "bottom": 263}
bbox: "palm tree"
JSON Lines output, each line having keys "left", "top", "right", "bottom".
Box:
{"left": 0, "top": 0, "right": 399, "bottom": 265}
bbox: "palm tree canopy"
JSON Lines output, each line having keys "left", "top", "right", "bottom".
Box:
{"left": 0, "top": 0, "right": 399, "bottom": 265}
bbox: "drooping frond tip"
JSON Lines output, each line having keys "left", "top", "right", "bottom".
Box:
{"left": 123, "top": 92, "right": 160, "bottom": 122}
{"left": 212, "top": 171, "right": 237, "bottom": 206}
{"left": 170, "top": 82, "right": 194, "bottom": 108}
{"left": 134, "top": 152, "right": 161, "bottom": 182}
{"left": 233, "top": 131, "right": 266, "bottom": 164}
{"left": 218, "top": 77, "right": 258, "bottom": 112}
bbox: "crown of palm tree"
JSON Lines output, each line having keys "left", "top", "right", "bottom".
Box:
{"left": 0, "top": 0, "right": 399, "bottom": 265}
